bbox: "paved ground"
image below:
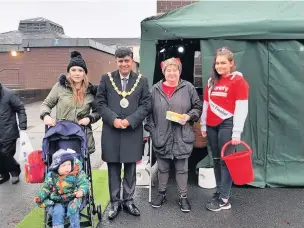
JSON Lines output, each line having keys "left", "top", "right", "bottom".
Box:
{"left": 98, "top": 174, "right": 304, "bottom": 228}
{"left": 0, "top": 101, "right": 103, "bottom": 228}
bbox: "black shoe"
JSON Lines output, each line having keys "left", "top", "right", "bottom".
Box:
{"left": 206, "top": 198, "right": 231, "bottom": 212}
{"left": 209, "top": 192, "right": 220, "bottom": 202}
{"left": 0, "top": 174, "right": 10, "bottom": 184}
{"left": 151, "top": 192, "right": 166, "bottom": 208}
{"left": 122, "top": 203, "right": 140, "bottom": 216}
{"left": 11, "top": 176, "right": 20, "bottom": 185}
{"left": 179, "top": 196, "right": 191, "bottom": 213}
{"left": 108, "top": 205, "right": 121, "bottom": 220}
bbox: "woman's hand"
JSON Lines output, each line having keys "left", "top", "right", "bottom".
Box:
{"left": 78, "top": 117, "right": 90, "bottom": 126}
{"left": 179, "top": 114, "right": 190, "bottom": 125}
{"left": 231, "top": 138, "right": 241, "bottom": 145}
{"left": 201, "top": 131, "right": 207, "bottom": 137}
{"left": 43, "top": 115, "right": 56, "bottom": 126}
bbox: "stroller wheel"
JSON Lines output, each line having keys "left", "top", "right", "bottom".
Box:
{"left": 97, "top": 204, "right": 102, "bottom": 221}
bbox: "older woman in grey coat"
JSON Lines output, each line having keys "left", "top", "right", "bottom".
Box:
{"left": 144, "top": 57, "right": 202, "bottom": 213}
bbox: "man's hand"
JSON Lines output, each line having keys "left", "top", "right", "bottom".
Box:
{"left": 121, "top": 119, "right": 130, "bottom": 128}
{"left": 75, "top": 190, "right": 84, "bottom": 198}
{"left": 231, "top": 138, "right": 241, "bottom": 145}
{"left": 114, "top": 119, "right": 122, "bottom": 128}
{"left": 179, "top": 114, "right": 191, "bottom": 125}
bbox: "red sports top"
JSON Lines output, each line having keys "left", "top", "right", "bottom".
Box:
{"left": 204, "top": 74, "right": 249, "bottom": 126}
{"left": 162, "top": 82, "right": 177, "bottom": 98}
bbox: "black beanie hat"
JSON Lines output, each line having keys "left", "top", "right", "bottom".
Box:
{"left": 67, "top": 51, "right": 88, "bottom": 74}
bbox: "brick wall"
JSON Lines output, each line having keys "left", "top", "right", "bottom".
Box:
{"left": 0, "top": 47, "right": 117, "bottom": 89}
{"left": 157, "top": 0, "right": 197, "bottom": 14}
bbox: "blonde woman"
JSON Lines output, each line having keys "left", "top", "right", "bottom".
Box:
{"left": 40, "top": 51, "right": 100, "bottom": 154}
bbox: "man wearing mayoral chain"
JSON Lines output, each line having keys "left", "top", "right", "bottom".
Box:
{"left": 95, "top": 47, "right": 151, "bottom": 220}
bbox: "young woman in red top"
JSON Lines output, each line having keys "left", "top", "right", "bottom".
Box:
{"left": 200, "top": 47, "right": 249, "bottom": 212}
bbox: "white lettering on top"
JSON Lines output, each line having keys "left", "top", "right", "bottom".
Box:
{"left": 213, "top": 86, "right": 229, "bottom": 92}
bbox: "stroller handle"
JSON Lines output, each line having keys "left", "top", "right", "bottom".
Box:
{"left": 45, "top": 120, "right": 88, "bottom": 134}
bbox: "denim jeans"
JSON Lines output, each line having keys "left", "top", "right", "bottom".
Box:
{"left": 48, "top": 203, "right": 80, "bottom": 228}
{"left": 207, "top": 117, "right": 235, "bottom": 200}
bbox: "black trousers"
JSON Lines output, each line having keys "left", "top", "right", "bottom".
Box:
{"left": 0, "top": 139, "right": 21, "bottom": 177}
{"left": 107, "top": 162, "right": 136, "bottom": 206}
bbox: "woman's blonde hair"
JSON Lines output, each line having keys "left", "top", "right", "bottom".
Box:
{"left": 209, "top": 47, "right": 236, "bottom": 89}
{"left": 67, "top": 73, "right": 89, "bottom": 104}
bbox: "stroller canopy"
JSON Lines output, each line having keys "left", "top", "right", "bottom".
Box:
{"left": 42, "top": 121, "right": 87, "bottom": 160}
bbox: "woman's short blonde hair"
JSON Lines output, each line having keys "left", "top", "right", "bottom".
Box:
{"left": 160, "top": 57, "right": 182, "bottom": 74}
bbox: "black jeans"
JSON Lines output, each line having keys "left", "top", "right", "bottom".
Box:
{"left": 207, "top": 118, "right": 235, "bottom": 200}
{"left": 0, "top": 139, "right": 21, "bottom": 177}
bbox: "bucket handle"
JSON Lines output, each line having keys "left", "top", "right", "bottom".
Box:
{"left": 221, "top": 140, "right": 252, "bottom": 159}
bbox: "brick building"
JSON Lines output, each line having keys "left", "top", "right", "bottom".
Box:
{"left": 157, "top": 0, "right": 197, "bottom": 14}
{"left": 0, "top": 42, "right": 117, "bottom": 89}
{"left": 0, "top": 18, "right": 136, "bottom": 91}
{"left": 156, "top": 0, "right": 202, "bottom": 89}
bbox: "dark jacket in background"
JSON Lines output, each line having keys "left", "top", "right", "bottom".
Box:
{"left": 145, "top": 79, "right": 202, "bottom": 159}
{"left": 0, "top": 84, "right": 27, "bottom": 143}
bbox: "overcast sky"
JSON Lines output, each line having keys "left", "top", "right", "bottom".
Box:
{"left": 0, "top": 0, "right": 157, "bottom": 38}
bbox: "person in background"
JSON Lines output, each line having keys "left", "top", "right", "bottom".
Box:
{"left": 95, "top": 47, "right": 151, "bottom": 220}
{"left": 200, "top": 47, "right": 249, "bottom": 212}
{"left": 0, "top": 83, "right": 27, "bottom": 184}
{"left": 40, "top": 51, "right": 100, "bottom": 154}
{"left": 145, "top": 57, "right": 202, "bottom": 212}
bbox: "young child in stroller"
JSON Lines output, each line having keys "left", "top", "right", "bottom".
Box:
{"left": 34, "top": 149, "right": 89, "bottom": 228}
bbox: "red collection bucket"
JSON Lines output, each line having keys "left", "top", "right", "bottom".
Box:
{"left": 221, "top": 141, "right": 254, "bottom": 185}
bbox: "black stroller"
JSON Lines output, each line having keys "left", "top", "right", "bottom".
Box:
{"left": 41, "top": 120, "right": 102, "bottom": 227}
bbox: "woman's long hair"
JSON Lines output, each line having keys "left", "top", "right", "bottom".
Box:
{"left": 209, "top": 47, "right": 236, "bottom": 90}
{"left": 67, "top": 74, "right": 89, "bottom": 104}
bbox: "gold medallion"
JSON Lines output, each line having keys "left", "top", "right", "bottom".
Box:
{"left": 120, "top": 98, "right": 129, "bottom": 108}
{"left": 107, "top": 72, "right": 142, "bottom": 108}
